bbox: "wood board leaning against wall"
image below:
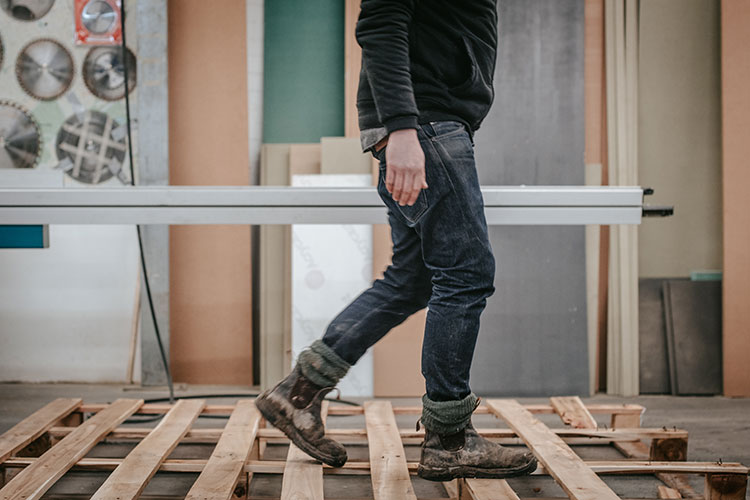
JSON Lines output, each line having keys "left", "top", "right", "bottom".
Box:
{"left": 168, "top": 0, "right": 253, "bottom": 385}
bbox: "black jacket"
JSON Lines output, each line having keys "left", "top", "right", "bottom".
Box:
{"left": 356, "top": 0, "right": 498, "bottom": 135}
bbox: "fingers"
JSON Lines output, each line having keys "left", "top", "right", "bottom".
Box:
{"left": 392, "top": 170, "right": 405, "bottom": 204}
{"left": 404, "top": 173, "right": 423, "bottom": 206}
{"left": 385, "top": 163, "right": 395, "bottom": 194}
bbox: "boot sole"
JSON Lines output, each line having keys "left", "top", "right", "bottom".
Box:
{"left": 255, "top": 394, "right": 347, "bottom": 468}
{"left": 417, "top": 456, "right": 538, "bottom": 482}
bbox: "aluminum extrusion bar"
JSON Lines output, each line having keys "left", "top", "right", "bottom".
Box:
{"left": 0, "top": 186, "right": 644, "bottom": 225}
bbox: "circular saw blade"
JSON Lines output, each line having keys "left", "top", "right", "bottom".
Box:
{"left": 0, "top": 100, "right": 42, "bottom": 169}
{"left": 0, "top": 0, "right": 55, "bottom": 21}
{"left": 83, "top": 46, "right": 136, "bottom": 101}
{"left": 81, "top": 0, "right": 116, "bottom": 34}
{"left": 56, "top": 110, "right": 126, "bottom": 184}
{"left": 16, "top": 38, "right": 74, "bottom": 101}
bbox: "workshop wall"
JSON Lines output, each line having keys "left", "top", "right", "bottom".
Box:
{"left": 0, "top": 1, "right": 142, "bottom": 383}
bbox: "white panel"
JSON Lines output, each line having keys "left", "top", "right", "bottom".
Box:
{"left": 291, "top": 174, "right": 373, "bottom": 397}
{"left": 0, "top": 225, "right": 139, "bottom": 382}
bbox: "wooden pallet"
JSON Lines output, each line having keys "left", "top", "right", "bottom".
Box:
{"left": 0, "top": 396, "right": 746, "bottom": 500}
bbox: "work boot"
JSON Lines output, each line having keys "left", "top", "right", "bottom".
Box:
{"left": 255, "top": 364, "right": 348, "bottom": 467}
{"left": 417, "top": 422, "right": 538, "bottom": 481}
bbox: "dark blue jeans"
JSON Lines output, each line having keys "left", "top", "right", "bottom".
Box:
{"left": 322, "top": 121, "right": 495, "bottom": 402}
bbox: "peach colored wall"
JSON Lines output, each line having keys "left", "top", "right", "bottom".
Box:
{"left": 168, "top": 0, "right": 252, "bottom": 385}
{"left": 721, "top": 0, "right": 750, "bottom": 397}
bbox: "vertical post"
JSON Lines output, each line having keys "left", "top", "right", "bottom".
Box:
{"left": 704, "top": 473, "right": 747, "bottom": 500}
{"left": 721, "top": 0, "right": 750, "bottom": 398}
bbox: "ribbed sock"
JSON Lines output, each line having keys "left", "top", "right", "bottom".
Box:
{"left": 421, "top": 392, "right": 479, "bottom": 434}
{"left": 297, "top": 339, "right": 351, "bottom": 388}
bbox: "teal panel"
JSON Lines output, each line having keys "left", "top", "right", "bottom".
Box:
{"left": 264, "top": 0, "right": 345, "bottom": 143}
{"left": 0, "top": 226, "right": 48, "bottom": 249}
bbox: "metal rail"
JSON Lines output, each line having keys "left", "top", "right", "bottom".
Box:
{"left": 0, "top": 186, "right": 650, "bottom": 225}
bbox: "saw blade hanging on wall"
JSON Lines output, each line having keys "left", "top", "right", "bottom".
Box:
{"left": 0, "top": 99, "right": 42, "bottom": 169}
{"left": 0, "top": 0, "right": 55, "bottom": 21}
{"left": 83, "top": 46, "right": 136, "bottom": 101}
{"left": 55, "top": 110, "right": 126, "bottom": 184}
{"left": 16, "top": 38, "right": 74, "bottom": 100}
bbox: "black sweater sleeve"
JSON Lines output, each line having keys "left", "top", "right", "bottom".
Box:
{"left": 356, "top": 0, "right": 419, "bottom": 133}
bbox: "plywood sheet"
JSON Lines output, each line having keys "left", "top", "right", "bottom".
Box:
{"left": 259, "top": 144, "right": 292, "bottom": 389}
{"left": 168, "top": 0, "right": 252, "bottom": 385}
{"left": 321, "top": 137, "right": 372, "bottom": 175}
{"left": 721, "top": 0, "right": 750, "bottom": 397}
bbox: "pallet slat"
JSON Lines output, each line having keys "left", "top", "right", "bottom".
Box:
{"left": 47, "top": 424, "right": 687, "bottom": 443}
{"left": 280, "top": 402, "right": 329, "bottom": 500}
{"left": 0, "top": 398, "right": 142, "bottom": 500}
{"left": 486, "top": 399, "right": 620, "bottom": 500}
{"left": 464, "top": 479, "right": 520, "bottom": 500}
{"left": 0, "top": 398, "right": 81, "bottom": 463}
{"left": 365, "top": 401, "right": 417, "bottom": 500}
{"left": 91, "top": 399, "right": 205, "bottom": 500}
{"left": 185, "top": 400, "right": 260, "bottom": 500}
{"left": 657, "top": 485, "right": 682, "bottom": 498}
{"left": 3, "top": 456, "right": 747, "bottom": 476}
{"left": 550, "top": 396, "right": 598, "bottom": 429}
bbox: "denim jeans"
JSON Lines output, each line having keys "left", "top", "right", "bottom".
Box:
{"left": 321, "top": 121, "right": 495, "bottom": 402}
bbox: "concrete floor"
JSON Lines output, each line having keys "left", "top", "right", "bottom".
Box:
{"left": 1, "top": 383, "right": 748, "bottom": 499}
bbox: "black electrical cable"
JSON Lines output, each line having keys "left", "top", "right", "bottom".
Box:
{"left": 119, "top": 0, "right": 174, "bottom": 404}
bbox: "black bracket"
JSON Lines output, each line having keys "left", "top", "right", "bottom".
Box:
{"left": 642, "top": 187, "right": 674, "bottom": 217}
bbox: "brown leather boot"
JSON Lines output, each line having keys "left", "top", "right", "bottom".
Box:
{"left": 417, "top": 422, "right": 537, "bottom": 481}
{"left": 255, "top": 365, "right": 347, "bottom": 467}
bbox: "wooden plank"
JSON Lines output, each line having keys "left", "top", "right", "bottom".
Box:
{"left": 550, "top": 396, "right": 598, "bottom": 429}
{"left": 704, "top": 473, "right": 748, "bottom": 500}
{"left": 0, "top": 398, "right": 81, "bottom": 463}
{"left": 185, "top": 400, "right": 260, "bottom": 500}
{"left": 657, "top": 486, "right": 682, "bottom": 499}
{"left": 463, "top": 479, "right": 520, "bottom": 500}
{"left": 0, "top": 398, "right": 142, "bottom": 500}
{"left": 364, "top": 401, "right": 417, "bottom": 500}
{"left": 91, "top": 399, "right": 204, "bottom": 500}
{"left": 280, "top": 402, "right": 328, "bottom": 500}
{"left": 615, "top": 436, "right": 698, "bottom": 498}
{"left": 77, "top": 402, "right": 646, "bottom": 416}
{"left": 4, "top": 456, "right": 747, "bottom": 476}
{"left": 49, "top": 424, "right": 684, "bottom": 445}
{"left": 486, "top": 399, "right": 619, "bottom": 500}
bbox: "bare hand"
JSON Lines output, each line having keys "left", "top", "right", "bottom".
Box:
{"left": 384, "top": 129, "right": 428, "bottom": 206}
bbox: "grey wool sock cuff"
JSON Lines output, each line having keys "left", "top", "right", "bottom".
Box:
{"left": 297, "top": 339, "right": 351, "bottom": 388}
{"left": 421, "top": 393, "right": 480, "bottom": 435}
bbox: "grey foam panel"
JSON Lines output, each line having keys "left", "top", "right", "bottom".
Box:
{"left": 663, "top": 280, "right": 722, "bottom": 395}
{"left": 470, "top": 0, "right": 587, "bottom": 396}
{"left": 638, "top": 279, "right": 670, "bottom": 394}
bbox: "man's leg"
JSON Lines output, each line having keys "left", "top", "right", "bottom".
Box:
{"left": 255, "top": 153, "right": 434, "bottom": 468}
{"left": 374, "top": 121, "right": 536, "bottom": 480}
{"left": 321, "top": 209, "right": 433, "bottom": 364}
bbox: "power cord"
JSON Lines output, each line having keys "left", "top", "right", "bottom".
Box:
{"left": 120, "top": 0, "right": 174, "bottom": 403}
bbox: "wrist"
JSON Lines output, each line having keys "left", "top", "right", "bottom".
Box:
{"left": 389, "top": 128, "right": 418, "bottom": 141}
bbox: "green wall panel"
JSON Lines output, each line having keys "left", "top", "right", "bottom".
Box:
{"left": 264, "top": 0, "right": 345, "bottom": 143}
